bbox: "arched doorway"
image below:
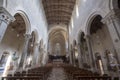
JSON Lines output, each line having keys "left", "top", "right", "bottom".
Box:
{"left": 0, "top": 13, "right": 28, "bottom": 76}
{"left": 89, "top": 15, "right": 117, "bottom": 74}
{"left": 79, "top": 32, "right": 90, "bottom": 69}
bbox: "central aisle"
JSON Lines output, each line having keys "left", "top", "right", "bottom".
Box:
{"left": 47, "top": 67, "right": 68, "bottom": 80}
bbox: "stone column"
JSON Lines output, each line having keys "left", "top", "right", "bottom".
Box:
{"left": 73, "top": 48, "right": 76, "bottom": 66}
{"left": 0, "top": 7, "right": 15, "bottom": 43}
{"left": 33, "top": 42, "right": 39, "bottom": 65}
{"left": 77, "top": 43, "right": 83, "bottom": 68}
{"left": 38, "top": 46, "right": 44, "bottom": 66}
{"left": 38, "top": 47, "right": 43, "bottom": 66}
{"left": 18, "top": 34, "right": 31, "bottom": 70}
{"left": 85, "top": 35, "right": 96, "bottom": 72}
{"left": 102, "top": 10, "right": 120, "bottom": 64}
{"left": 69, "top": 46, "right": 73, "bottom": 64}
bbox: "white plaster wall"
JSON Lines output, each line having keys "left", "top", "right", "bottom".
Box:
{"left": 0, "top": 0, "right": 49, "bottom": 64}
{"left": 5, "top": 0, "right": 48, "bottom": 51}
{"left": 69, "top": 0, "right": 110, "bottom": 43}
{"left": 0, "top": 25, "right": 25, "bottom": 66}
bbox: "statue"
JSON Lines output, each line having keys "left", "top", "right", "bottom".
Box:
{"left": 12, "top": 52, "right": 19, "bottom": 70}
{"left": 106, "top": 50, "right": 118, "bottom": 71}
{"left": 12, "top": 52, "right": 19, "bottom": 61}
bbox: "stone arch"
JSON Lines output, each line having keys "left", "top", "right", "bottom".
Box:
{"left": 110, "top": 0, "right": 120, "bottom": 9}
{"left": 87, "top": 14, "right": 116, "bottom": 74}
{"left": 48, "top": 26, "right": 67, "bottom": 35}
{"left": 48, "top": 27, "right": 67, "bottom": 56}
{"left": 0, "top": 10, "right": 32, "bottom": 70}
{"left": 13, "top": 10, "right": 31, "bottom": 34}
{"left": 85, "top": 12, "right": 104, "bottom": 35}
{"left": 31, "top": 29, "right": 39, "bottom": 43}
{"left": 48, "top": 27, "right": 67, "bottom": 40}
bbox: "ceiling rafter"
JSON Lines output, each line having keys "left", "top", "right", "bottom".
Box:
{"left": 43, "top": 3, "right": 74, "bottom": 7}
{"left": 48, "top": 20, "right": 69, "bottom": 24}
{"left": 48, "top": 17, "right": 70, "bottom": 21}
{"left": 42, "top": 0, "right": 76, "bottom": 25}
{"left": 42, "top": 0, "right": 75, "bottom": 4}
{"left": 45, "top": 10, "right": 72, "bottom": 15}
{"left": 47, "top": 15, "right": 70, "bottom": 19}
{"left": 45, "top": 9, "right": 72, "bottom": 14}
{"left": 44, "top": 5, "right": 73, "bottom": 11}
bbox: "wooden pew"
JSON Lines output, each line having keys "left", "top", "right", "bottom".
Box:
{"left": 2, "top": 76, "right": 42, "bottom": 80}
{"left": 77, "top": 76, "right": 111, "bottom": 80}
{"left": 2, "top": 66, "right": 52, "bottom": 80}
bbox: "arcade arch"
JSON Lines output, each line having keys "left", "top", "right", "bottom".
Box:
{"left": 0, "top": 13, "right": 30, "bottom": 75}
{"left": 88, "top": 15, "right": 117, "bottom": 74}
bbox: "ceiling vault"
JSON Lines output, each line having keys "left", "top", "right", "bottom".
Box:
{"left": 42, "top": 0, "right": 76, "bottom": 25}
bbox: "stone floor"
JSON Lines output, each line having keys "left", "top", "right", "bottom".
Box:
{"left": 47, "top": 67, "right": 68, "bottom": 80}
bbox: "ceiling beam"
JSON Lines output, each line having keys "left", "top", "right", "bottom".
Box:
{"left": 45, "top": 10, "right": 72, "bottom": 15}
{"left": 47, "top": 15, "right": 70, "bottom": 19}
{"left": 44, "top": 5, "right": 73, "bottom": 10}
{"left": 48, "top": 17, "right": 70, "bottom": 21}
{"left": 43, "top": 0, "right": 75, "bottom": 4}
{"left": 48, "top": 21, "right": 69, "bottom": 25}
{"left": 45, "top": 9, "right": 72, "bottom": 14}
{"left": 42, "top": 0, "right": 76, "bottom": 26}
{"left": 43, "top": 3, "right": 74, "bottom": 7}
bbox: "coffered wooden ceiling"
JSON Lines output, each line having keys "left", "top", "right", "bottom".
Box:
{"left": 42, "top": 0, "right": 76, "bottom": 25}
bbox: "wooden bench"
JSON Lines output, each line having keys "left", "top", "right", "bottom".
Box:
{"left": 77, "top": 76, "right": 111, "bottom": 80}
{"left": 2, "top": 76, "right": 42, "bottom": 80}
{"left": 4, "top": 66, "right": 52, "bottom": 80}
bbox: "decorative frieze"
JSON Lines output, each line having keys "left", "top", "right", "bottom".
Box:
{"left": 0, "top": 7, "right": 15, "bottom": 24}
{"left": 102, "top": 9, "right": 120, "bottom": 24}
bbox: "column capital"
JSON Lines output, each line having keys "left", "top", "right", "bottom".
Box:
{"left": 0, "top": 7, "right": 15, "bottom": 24}
{"left": 102, "top": 9, "right": 120, "bottom": 24}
